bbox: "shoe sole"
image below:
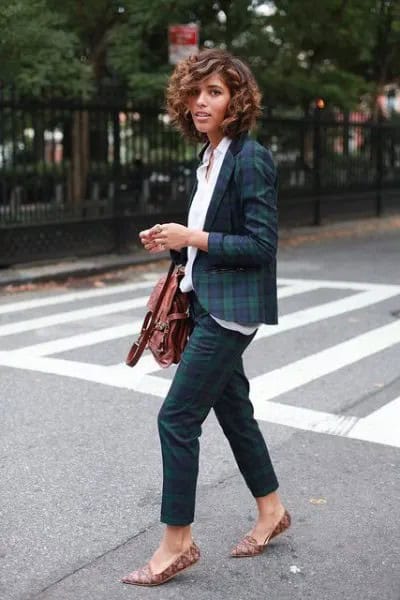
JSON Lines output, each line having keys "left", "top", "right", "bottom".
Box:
{"left": 231, "top": 512, "right": 291, "bottom": 558}
{"left": 120, "top": 557, "right": 199, "bottom": 586}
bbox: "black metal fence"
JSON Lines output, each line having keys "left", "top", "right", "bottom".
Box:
{"left": 1, "top": 88, "right": 399, "bottom": 265}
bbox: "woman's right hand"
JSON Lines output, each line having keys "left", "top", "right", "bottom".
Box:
{"left": 139, "top": 224, "right": 166, "bottom": 253}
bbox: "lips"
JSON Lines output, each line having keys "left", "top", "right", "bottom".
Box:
{"left": 195, "top": 112, "right": 211, "bottom": 117}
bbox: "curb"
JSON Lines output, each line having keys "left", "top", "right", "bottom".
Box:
{"left": 1, "top": 215, "right": 399, "bottom": 288}
{"left": 0, "top": 251, "right": 170, "bottom": 288}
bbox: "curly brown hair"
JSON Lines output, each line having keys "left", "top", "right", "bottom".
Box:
{"left": 166, "top": 48, "right": 262, "bottom": 142}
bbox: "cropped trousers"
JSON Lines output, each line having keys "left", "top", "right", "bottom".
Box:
{"left": 157, "top": 293, "right": 279, "bottom": 525}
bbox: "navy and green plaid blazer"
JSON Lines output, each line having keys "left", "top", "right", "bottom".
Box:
{"left": 172, "top": 132, "right": 278, "bottom": 325}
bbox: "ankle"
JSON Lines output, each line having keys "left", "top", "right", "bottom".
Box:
{"left": 256, "top": 505, "right": 285, "bottom": 525}
{"left": 161, "top": 526, "right": 192, "bottom": 554}
{"left": 256, "top": 492, "right": 284, "bottom": 519}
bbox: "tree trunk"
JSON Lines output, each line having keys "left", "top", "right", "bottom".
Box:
{"left": 90, "top": 111, "right": 109, "bottom": 162}
{"left": 68, "top": 110, "right": 89, "bottom": 207}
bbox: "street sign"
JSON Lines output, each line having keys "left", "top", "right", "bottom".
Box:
{"left": 168, "top": 24, "right": 199, "bottom": 65}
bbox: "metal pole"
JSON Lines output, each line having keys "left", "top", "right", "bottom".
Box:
{"left": 313, "top": 107, "right": 322, "bottom": 225}
{"left": 375, "top": 115, "right": 383, "bottom": 217}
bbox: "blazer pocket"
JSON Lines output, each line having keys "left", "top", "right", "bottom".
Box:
{"left": 206, "top": 266, "right": 261, "bottom": 273}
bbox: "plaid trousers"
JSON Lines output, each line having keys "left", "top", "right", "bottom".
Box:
{"left": 157, "top": 293, "right": 279, "bottom": 525}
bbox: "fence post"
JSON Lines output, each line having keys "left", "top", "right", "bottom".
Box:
{"left": 375, "top": 115, "right": 383, "bottom": 217}
{"left": 0, "top": 82, "right": 3, "bottom": 168}
{"left": 112, "top": 108, "right": 126, "bottom": 253}
{"left": 312, "top": 107, "right": 322, "bottom": 225}
{"left": 343, "top": 111, "right": 350, "bottom": 157}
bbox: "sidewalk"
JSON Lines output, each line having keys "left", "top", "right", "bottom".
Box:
{"left": 1, "top": 215, "right": 399, "bottom": 289}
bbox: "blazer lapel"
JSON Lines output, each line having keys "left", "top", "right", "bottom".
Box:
{"left": 203, "top": 133, "right": 248, "bottom": 231}
{"left": 203, "top": 150, "right": 235, "bottom": 231}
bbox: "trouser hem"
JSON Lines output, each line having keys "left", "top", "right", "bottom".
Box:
{"left": 252, "top": 482, "right": 279, "bottom": 498}
{"left": 160, "top": 516, "right": 194, "bottom": 526}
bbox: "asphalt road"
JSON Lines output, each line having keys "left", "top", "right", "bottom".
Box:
{"left": 1, "top": 228, "right": 400, "bottom": 600}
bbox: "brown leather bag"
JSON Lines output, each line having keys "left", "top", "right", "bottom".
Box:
{"left": 125, "top": 262, "right": 192, "bottom": 368}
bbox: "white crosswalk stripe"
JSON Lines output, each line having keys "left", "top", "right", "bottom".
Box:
{"left": 348, "top": 396, "right": 400, "bottom": 447}
{"left": 0, "top": 279, "right": 158, "bottom": 315}
{"left": 0, "top": 295, "right": 149, "bottom": 337}
{"left": 251, "top": 320, "right": 400, "bottom": 400}
{"left": 1, "top": 276, "right": 399, "bottom": 448}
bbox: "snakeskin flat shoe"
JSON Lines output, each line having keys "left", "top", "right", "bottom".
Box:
{"left": 120, "top": 541, "right": 200, "bottom": 586}
{"left": 230, "top": 509, "right": 291, "bottom": 557}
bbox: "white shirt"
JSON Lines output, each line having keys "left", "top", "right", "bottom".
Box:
{"left": 180, "top": 136, "right": 259, "bottom": 335}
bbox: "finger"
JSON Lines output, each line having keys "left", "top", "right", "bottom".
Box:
{"left": 140, "top": 230, "right": 156, "bottom": 241}
{"left": 149, "top": 223, "right": 162, "bottom": 234}
{"left": 142, "top": 235, "right": 153, "bottom": 243}
{"left": 146, "top": 230, "right": 162, "bottom": 240}
{"left": 153, "top": 236, "right": 167, "bottom": 245}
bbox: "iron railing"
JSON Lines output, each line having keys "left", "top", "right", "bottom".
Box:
{"left": 0, "top": 88, "right": 399, "bottom": 265}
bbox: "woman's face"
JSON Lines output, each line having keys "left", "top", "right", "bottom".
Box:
{"left": 187, "top": 74, "right": 231, "bottom": 140}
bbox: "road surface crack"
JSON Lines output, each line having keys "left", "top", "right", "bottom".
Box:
{"left": 27, "top": 521, "right": 158, "bottom": 599}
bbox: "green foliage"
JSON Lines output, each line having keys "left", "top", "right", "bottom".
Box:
{"left": 1, "top": 0, "right": 399, "bottom": 110}
{"left": 260, "top": 0, "right": 400, "bottom": 112}
{"left": 0, "top": 0, "right": 92, "bottom": 97}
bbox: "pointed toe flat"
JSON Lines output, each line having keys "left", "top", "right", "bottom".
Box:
{"left": 230, "top": 509, "right": 291, "bottom": 557}
{"left": 120, "top": 541, "right": 200, "bottom": 586}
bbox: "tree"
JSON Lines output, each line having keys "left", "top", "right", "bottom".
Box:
{"left": 259, "top": 0, "right": 400, "bottom": 114}
{"left": 2, "top": 0, "right": 399, "bottom": 114}
{"left": 356, "top": 0, "right": 400, "bottom": 116}
{"left": 110, "top": 0, "right": 272, "bottom": 102}
{"left": 0, "top": 0, "right": 91, "bottom": 97}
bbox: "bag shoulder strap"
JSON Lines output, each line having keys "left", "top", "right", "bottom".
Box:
{"left": 148, "top": 261, "right": 176, "bottom": 316}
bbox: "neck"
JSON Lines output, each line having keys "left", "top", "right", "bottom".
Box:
{"left": 207, "top": 130, "right": 224, "bottom": 149}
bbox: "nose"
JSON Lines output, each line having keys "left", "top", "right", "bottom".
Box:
{"left": 196, "top": 90, "right": 207, "bottom": 107}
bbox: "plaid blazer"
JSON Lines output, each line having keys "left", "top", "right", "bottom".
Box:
{"left": 172, "top": 132, "right": 278, "bottom": 325}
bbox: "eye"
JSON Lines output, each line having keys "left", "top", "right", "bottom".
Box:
{"left": 210, "top": 89, "right": 222, "bottom": 96}
{"left": 188, "top": 88, "right": 199, "bottom": 97}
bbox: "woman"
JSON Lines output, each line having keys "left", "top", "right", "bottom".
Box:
{"left": 121, "top": 48, "right": 290, "bottom": 587}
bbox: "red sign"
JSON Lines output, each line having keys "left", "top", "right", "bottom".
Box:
{"left": 168, "top": 24, "right": 199, "bottom": 65}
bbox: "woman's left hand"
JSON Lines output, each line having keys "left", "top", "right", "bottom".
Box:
{"left": 151, "top": 223, "right": 190, "bottom": 251}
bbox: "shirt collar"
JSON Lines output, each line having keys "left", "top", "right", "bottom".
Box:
{"left": 203, "top": 136, "right": 232, "bottom": 163}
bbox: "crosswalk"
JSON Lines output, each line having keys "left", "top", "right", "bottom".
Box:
{"left": 0, "top": 275, "right": 399, "bottom": 449}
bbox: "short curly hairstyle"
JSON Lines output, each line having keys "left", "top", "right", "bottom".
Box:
{"left": 166, "top": 48, "right": 262, "bottom": 142}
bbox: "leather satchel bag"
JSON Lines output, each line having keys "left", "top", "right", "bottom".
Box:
{"left": 126, "top": 262, "right": 192, "bottom": 368}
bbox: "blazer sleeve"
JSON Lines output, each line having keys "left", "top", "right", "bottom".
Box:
{"left": 207, "top": 143, "right": 278, "bottom": 266}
